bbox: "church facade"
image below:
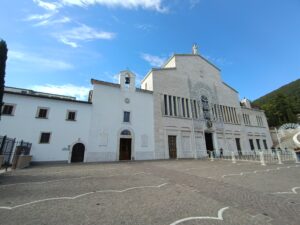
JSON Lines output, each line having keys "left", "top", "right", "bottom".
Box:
{"left": 0, "top": 48, "right": 272, "bottom": 163}
{"left": 141, "top": 50, "right": 272, "bottom": 159}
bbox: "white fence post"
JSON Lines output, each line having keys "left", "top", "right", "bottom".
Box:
{"left": 210, "top": 153, "right": 214, "bottom": 162}
{"left": 277, "top": 151, "right": 283, "bottom": 165}
{"left": 231, "top": 151, "right": 236, "bottom": 164}
{"left": 259, "top": 151, "right": 266, "bottom": 166}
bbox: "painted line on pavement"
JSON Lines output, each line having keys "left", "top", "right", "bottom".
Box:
{"left": 215, "top": 165, "right": 299, "bottom": 179}
{"left": 273, "top": 187, "right": 300, "bottom": 195}
{"left": 169, "top": 207, "right": 229, "bottom": 225}
{"left": 0, "top": 183, "right": 168, "bottom": 210}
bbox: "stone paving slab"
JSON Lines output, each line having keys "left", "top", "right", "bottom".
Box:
{"left": 0, "top": 160, "right": 299, "bottom": 225}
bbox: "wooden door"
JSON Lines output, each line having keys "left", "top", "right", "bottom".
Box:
{"left": 119, "top": 138, "right": 132, "bottom": 160}
{"left": 168, "top": 136, "right": 177, "bottom": 159}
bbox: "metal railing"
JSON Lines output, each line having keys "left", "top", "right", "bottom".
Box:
{"left": 195, "top": 149, "right": 297, "bottom": 165}
{"left": 0, "top": 136, "right": 32, "bottom": 167}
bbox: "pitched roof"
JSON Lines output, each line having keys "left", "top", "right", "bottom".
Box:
{"left": 4, "top": 90, "right": 91, "bottom": 104}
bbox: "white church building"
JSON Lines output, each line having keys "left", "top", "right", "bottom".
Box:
{"left": 0, "top": 46, "right": 273, "bottom": 163}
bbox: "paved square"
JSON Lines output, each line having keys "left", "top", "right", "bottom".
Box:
{"left": 0, "top": 160, "right": 299, "bottom": 225}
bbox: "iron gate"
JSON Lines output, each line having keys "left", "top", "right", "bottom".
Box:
{"left": 0, "top": 136, "right": 16, "bottom": 166}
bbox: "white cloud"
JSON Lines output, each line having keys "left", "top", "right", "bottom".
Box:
{"left": 26, "top": 8, "right": 70, "bottom": 26}
{"left": 59, "top": 37, "right": 78, "bottom": 48}
{"left": 26, "top": 13, "right": 53, "bottom": 21}
{"left": 8, "top": 50, "right": 73, "bottom": 70}
{"left": 59, "top": 0, "right": 167, "bottom": 12}
{"left": 141, "top": 53, "right": 166, "bottom": 67}
{"left": 30, "top": 84, "right": 90, "bottom": 100}
{"left": 55, "top": 24, "right": 116, "bottom": 48}
{"left": 112, "top": 73, "right": 120, "bottom": 83}
{"left": 34, "top": 16, "right": 71, "bottom": 26}
{"left": 29, "top": 1, "right": 71, "bottom": 27}
{"left": 33, "top": 0, "right": 60, "bottom": 11}
{"left": 31, "top": 0, "right": 167, "bottom": 12}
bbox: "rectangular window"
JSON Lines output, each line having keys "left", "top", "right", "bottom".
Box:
{"left": 194, "top": 100, "right": 198, "bottom": 119}
{"left": 186, "top": 99, "right": 190, "bottom": 118}
{"left": 227, "top": 107, "right": 232, "bottom": 123}
{"left": 197, "top": 101, "right": 202, "bottom": 118}
{"left": 235, "top": 138, "right": 241, "bottom": 151}
{"left": 256, "top": 139, "right": 261, "bottom": 150}
{"left": 177, "top": 97, "right": 181, "bottom": 116}
{"left": 249, "top": 139, "right": 255, "bottom": 150}
{"left": 243, "top": 114, "right": 251, "bottom": 125}
{"left": 263, "top": 139, "right": 268, "bottom": 150}
{"left": 225, "top": 107, "right": 229, "bottom": 122}
{"left": 2, "top": 104, "right": 15, "bottom": 115}
{"left": 37, "top": 107, "right": 49, "bottom": 119}
{"left": 221, "top": 106, "right": 226, "bottom": 122}
{"left": 214, "top": 104, "right": 218, "bottom": 121}
{"left": 229, "top": 107, "right": 234, "bottom": 123}
{"left": 39, "top": 132, "right": 51, "bottom": 144}
{"left": 123, "top": 111, "right": 130, "bottom": 123}
{"left": 173, "top": 96, "right": 177, "bottom": 116}
{"left": 233, "top": 108, "right": 238, "bottom": 124}
{"left": 189, "top": 99, "right": 195, "bottom": 118}
{"left": 182, "top": 98, "right": 185, "bottom": 117}
{"left": 259, "top": 116, "right": 264, "bottom": 127}
{"left": 218, "top": 105, "right": 223, "bottom": 122}
{"left": 164, "top": 95, "right": 168, "bottom": 115}
{"left": 168, "top": 95, "right": 172, "bottom": 116}
{"left": 67, "top": 111, "right": 76, "bottom": 121}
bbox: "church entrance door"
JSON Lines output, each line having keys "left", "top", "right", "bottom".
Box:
{"left": 119, "top": 138, "right": 132, "bottom": 160}
{"left": 71, "top": 143, "right": 85, "bottom": 163}
{"left": 205, "top": 133, "right": 214, "bottom": 151}
{"left": 168, "top": 136, "right": 177, "bottom": 159}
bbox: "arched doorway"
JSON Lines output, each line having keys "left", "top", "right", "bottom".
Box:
{"left": 71, "top": 143, "right": 85, "bottom": 163}
{"left": 119, "top": 130, "right": 132, "bottom": 160}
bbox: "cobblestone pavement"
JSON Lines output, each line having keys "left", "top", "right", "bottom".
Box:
{"left": 0, "top": 160, "right": 299, "bottom": 225}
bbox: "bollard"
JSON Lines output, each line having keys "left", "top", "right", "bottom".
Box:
{"left": 231, "top": 151, "right": 236, "bottom": 164}
{"left": 259, "top": 151, "right": 266, "bottom": 166}
{"left": 277, "top": 151, "right": 283, "bottom": 165}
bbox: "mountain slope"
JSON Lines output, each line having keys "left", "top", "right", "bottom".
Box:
{"left": 252, "top": 79, "right": 300, "bottom": 127}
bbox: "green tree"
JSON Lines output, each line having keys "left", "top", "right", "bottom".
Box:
{"left": 0, "top": 39, "right": 8, "bottom": 118}
{"left": 262, "top": 93, "right": 297, "bottom": 127}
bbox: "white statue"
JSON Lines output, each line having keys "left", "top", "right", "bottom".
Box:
{"left": 192, "top": 44, "right": 199, "bottom": 55}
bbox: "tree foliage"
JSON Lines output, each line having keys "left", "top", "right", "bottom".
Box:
{"left": 0, "top": 39, "right": 8, "bottom": 117}
{"left": 253, "top": 79, "right": 300, "bottom": 127}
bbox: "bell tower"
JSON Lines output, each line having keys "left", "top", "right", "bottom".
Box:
{"left": 119, "top": 70, "right": 136, "bottom": 92}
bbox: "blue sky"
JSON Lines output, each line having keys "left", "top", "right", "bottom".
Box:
{"left": 1, "top": 0, "right": 299, "bottom": 100}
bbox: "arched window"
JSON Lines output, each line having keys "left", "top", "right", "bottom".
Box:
{"left": 125, "top": 76, "right": 130, "bottom": 84}
{"left": 121, "top": 130, "right": 131, "bottom": 135}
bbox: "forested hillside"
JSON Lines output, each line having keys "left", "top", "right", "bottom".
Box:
{"left": 252, "top": 79, "right": 300, "bottom": 127}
